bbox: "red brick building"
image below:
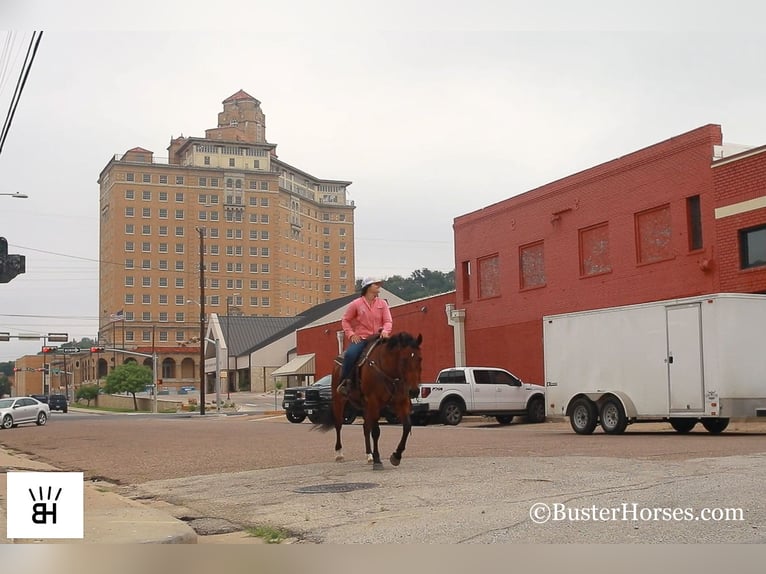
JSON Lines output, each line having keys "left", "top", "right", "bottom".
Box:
{"left": 297, "top": 125, "right": 766, "bottom": 385}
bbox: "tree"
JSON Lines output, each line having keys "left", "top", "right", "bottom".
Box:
{"left": 0, "top": 374, "right": 10, "bottom": 397}
{"left": 0, "top": 361, "right": 13, "bottom": 377}
{"left": 75, "top": 384, "right": 100, "bottom": 406}
{"left": 362, "top": 268, "right": 455, "bottom": 301}
{"left": 104, "top": 363, "right": 152, "bottom": 411}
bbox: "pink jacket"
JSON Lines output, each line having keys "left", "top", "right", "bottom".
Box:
{"left": 341, "top": 296, "right": 393, "bottom": 340}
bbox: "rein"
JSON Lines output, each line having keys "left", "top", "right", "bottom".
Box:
{"left": 365, "top": 357, "right": 401, "bottom": 398}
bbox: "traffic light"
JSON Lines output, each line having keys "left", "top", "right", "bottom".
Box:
{"left": 0, "top": 237, "right": 26, "bottom": 284}
{"left": 41, "top": 346, "right": 57, "bottom": 354}
{"left": 90, "top": 346, "right": 105, "bottom": 353}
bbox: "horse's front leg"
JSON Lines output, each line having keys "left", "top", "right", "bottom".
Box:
{"left": 390, "top": 413, "right": 412, "bottom": 467}
{"left": 371, "top": 421, "right": 383, "bottom": 470}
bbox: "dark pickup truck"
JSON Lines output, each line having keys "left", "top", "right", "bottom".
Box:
{"left": 282, "top": 375, "right": 332, "bottom": 424}
{"left": 303, "top": 381, "right": 401, "bottom": 426}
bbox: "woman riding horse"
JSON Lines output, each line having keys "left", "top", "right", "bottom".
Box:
{"left": 328, "top": 331, "right": 423, "bottom": 470}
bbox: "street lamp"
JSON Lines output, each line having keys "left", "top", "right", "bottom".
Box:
{"left": 0, "top": 193, "right": 28, "bottom": 198}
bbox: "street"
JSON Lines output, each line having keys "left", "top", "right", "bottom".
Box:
{"left": 2, "top": 413, "right": 766, "bottom": 542}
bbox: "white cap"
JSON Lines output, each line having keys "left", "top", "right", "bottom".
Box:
{"left": 361, "top": 277, "right": 382, "bottom": 289}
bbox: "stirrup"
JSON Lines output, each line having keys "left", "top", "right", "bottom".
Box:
{"left": 338, "top": 379, "right": 350, "bottom": 396}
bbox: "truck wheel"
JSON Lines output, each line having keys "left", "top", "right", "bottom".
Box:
{"left": 669, "top": 418, "right": 697, "bottom": 433}
{"left": 286, "top": 411, "right": 306, "bottom": 424}
{"left": 495, "top": 415, "right": 514, "bottom": 425}
{"left": 526, "top": 397, "right": 546, "bottom": 424}
{"left": 411, "top": 413, "right": 429, "bottom": 426}
{"left": 701, "top": 418, "right": 729, "bottom": 434}
{"left": 599, "top": 398, "right": 628, "bottom": 434}
{"left": 569, "top": 398, "right": 597, "bottom": 435}
{"left": 440, "top": 400, "right": 463, "bottom": 426}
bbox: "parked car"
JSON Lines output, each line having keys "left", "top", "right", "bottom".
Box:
{"left": 48, "top": 394, "right": 68, "bottom": 413}
{"left": 0, "top": 397, "right": 50, "bottom": 429}
{"left": 30, "top": 394, "right": 49, "bottom": 404}
{"left": 282, "top": 375, "right": 332, "bottom": 423}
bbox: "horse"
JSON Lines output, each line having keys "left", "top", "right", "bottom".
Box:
{"left": 325, "top": 332, "right": 423, "bottom": 470}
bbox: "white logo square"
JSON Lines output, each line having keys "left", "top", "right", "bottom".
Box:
{"left": 6, "top": 472, "right": 84, "bottom": 539}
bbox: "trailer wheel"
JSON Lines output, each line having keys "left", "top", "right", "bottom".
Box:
{"left": 495, "top": 415, "right": 514, "bottom": 425}
{"left": 701, "top": 418, "right": 729, "bottom": 434}
{"left": 669, "top": 418, "right": 697, "bottom": 433}
{"left": 599, "top": 398, "right": 628, "bottom": 434}
{"left": 569, "top": 398, "right": 597, "bottom": 435}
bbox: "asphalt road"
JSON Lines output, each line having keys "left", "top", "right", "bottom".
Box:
{"left": 2, "top": 414, "right": 766, "bottom": 543}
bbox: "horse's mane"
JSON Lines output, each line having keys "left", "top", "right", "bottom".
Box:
{"left": 385, "top": 331, "right": 421, "bottom": 350}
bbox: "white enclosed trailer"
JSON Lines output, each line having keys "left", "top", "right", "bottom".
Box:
{"left": 543, "top": 293, "right": 766, "bottom": 435}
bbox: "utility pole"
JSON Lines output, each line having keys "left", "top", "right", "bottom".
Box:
{"left": 197, "top": 227, "right": 206, "bottom": 415}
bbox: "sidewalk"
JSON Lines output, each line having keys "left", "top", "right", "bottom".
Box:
{"left": 0, "top": 446, "right": 196, "bottom": 544}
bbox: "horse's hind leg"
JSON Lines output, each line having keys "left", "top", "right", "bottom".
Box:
{"left": 371, "top": 422, "right": 383, "bottom": 470}
{"left": 332, "top": 395, "right": 345, "bottom": 462}
{"left": 363, "top": 419, "right": 373, "bottom": 464}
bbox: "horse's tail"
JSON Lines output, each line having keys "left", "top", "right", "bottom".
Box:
{"left": 311, "top": 409, "right": 336, "bottom": 433}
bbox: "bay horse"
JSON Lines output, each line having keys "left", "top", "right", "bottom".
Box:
{"left": 325, "top": 332, "right": 423, "bottom": 470}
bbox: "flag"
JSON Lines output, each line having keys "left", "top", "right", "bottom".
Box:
{"left": 109, "top": 310, "right": 125, "bottom": 322}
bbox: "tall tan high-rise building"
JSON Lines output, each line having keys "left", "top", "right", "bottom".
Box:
{"left": 97, "top": 91, "right": 355, "bottom": 376}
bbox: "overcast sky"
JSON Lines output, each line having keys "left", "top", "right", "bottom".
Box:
{"left": 1, "top": 1, "right": 765, "bottom": 361}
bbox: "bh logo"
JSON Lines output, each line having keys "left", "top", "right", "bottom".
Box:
{"left": 29, "top": 486, "right": 62, "bottom": 524}
{"left": 6, "top": 472, "right": 83, "bottom": 539}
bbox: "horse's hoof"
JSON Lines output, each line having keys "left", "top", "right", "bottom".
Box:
{"left": 366, "top": 454, "right": 374, "bottom": 464}
{"left": 335, "top": 452, "right": 345, "bottom": 462}
{"left": 389, "top": 453, "right": 401, "bottom": 466}
{"left": 373, "top": 461, "right": 384, "bottom": 471}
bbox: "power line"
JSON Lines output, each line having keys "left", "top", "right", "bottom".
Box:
{"left": 0, "top": 30, "right": 42, "bottom": 157}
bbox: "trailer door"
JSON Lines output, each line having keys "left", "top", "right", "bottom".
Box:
{"left": 666, "top": 303, "right": 704, "bottom": 412}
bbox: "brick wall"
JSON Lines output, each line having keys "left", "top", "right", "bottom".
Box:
{"left": 713, "top": 148, "right": 766, "bottom": 292}
{"left": 454, "top": 125, "right": 725, "bottom": 383}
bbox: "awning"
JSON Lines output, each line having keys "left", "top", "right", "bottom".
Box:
{"left": 271, "top": 353, "right": 315, "bottom": 377}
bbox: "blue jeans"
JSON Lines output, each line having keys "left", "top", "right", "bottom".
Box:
{"left": 341, "top": 340, "right": 367, "bottom": 380}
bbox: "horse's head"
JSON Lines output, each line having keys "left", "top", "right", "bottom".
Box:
{"left": 386, "top": 332, "right": 423, "bottom": 399}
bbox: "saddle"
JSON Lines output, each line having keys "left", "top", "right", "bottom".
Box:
{"left": 334, "top": 336, "right": 383, "bottom": 401}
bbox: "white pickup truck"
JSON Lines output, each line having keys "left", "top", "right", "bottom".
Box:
{"left": 410, "top": 366, "right": 546, "bottom": 426}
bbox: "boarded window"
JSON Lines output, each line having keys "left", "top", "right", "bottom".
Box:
{"left": 636, "top": 205, "right": 672, "bottom": 264}
{"left": 580, "top": 223, "right": 611, "bottom": 276}
{"left": 520, "top": 241, "right": 545, "bottom": 289}
{"left": 478, "top": 255, "right": 500, "bottom": 298}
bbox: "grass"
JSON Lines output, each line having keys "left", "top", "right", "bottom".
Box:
{"left": 72, "top": 404, "right": 139, "bottom": 413}
{"left": 244, "top": 525, "right": 288, "bottom": 544}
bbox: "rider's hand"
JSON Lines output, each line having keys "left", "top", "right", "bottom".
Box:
{"left": 380, "top": 331, "right": 390, "bottom": 339}
{"left": 350, "top": 335, "right": 362, "bottom": 344}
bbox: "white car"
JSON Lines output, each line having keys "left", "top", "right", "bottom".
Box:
{"left": 0, "top": 397, "right": 50, "bottom": 429}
